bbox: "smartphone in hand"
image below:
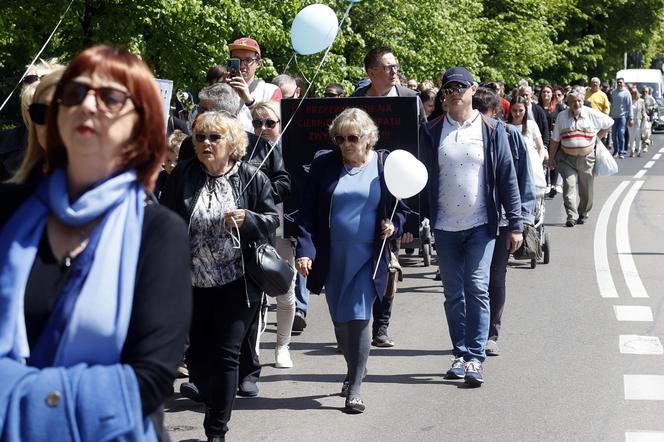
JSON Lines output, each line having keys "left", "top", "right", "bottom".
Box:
{"left": 227, "top": 58, "right": 240, "bottom": 78}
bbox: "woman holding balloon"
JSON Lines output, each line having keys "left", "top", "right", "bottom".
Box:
{"left": 295, "top": 108, "right": 409, "bottom": 413}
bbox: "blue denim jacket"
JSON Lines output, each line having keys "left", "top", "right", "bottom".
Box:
{"left": 419, "top": 114, "right": 523, "bottom": 235}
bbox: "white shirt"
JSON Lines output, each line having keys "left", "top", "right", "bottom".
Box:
{"left": 436, "top": 110, "right": 488, "bottom": 231}
{"left": 238, "top": 80, "right": 282, "bottom": 132}
{"left": 552, "top": 106, "right": 614, "bottom": 150}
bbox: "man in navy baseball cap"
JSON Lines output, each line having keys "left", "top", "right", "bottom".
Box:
{"left": 441, "top": 67, "right": 475, "bottom": 88}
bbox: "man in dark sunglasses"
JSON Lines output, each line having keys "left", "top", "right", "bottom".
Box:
{"left": 323, "top": 83, "right": 346, "bottom": 98}
{"left": 420, "top": 66, "right": 523, "bottom": 387}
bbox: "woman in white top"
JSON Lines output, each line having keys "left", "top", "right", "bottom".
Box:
{"left": 629, "top": 86, "right": 647, "bottom": 157}
{"left": 507, "top": 96, "right": 547, "bottom": 192}
{"left": 251, "top": 101, "right": 296, "bottom": 369}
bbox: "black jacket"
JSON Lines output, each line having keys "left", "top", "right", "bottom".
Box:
{"left": 352, "top": 84, "right": 427, "bottom": 124}
{"left": 177, "top": 132, "right": 290, "bottom": 204}
{"left": 530, "top": 103, "right": 550, "bottom": 147}
{"left": 159, "top": 158, "right": 279, "bottom": 304}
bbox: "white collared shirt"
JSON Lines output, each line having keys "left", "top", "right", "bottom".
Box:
{"left": 436, "top": 110, "right": 488, "bottom": 231}
{"left": 552, "top": 106, "right": 614, "bottom": 150}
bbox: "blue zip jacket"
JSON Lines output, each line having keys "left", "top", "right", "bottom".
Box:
{"left": 419, "top": 113, "right": 523, "bottom": 235}
{"left": 295, "top": 149, "right": 409, "bottom": 299}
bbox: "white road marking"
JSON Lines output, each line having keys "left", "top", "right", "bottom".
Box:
{"left": 619, "top": 335, "right": 664, "bottom": 355}
{"left": 625, "top": 431, "right": 664, "bottom": 441}
{"left": 624, "top": 375, "right": 664, "bottom": 400}
{"left": 659, "top": 147, "right": 664, "bottom": 153}
{"left": 614, "top": 305, "right": 653, "bottom": 321}
{"left": 634, "top": 170, "right": 647, "bottom": 179}
{"left": 652, "top": 153, "right": 662, "bottom": 160}
{"left": 594, "top": 181, "right": 630, "bottom": 298}
{"left": 616, "top": 180, "right": 648, "bottom": 298}
{"left": 644, "top": 161, "right": 655, "bottom": 169}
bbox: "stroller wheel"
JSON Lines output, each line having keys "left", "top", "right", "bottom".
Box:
{"left": 422, "top": 243, "right": 431, "bottom": 267}
{"left": 530, "top": 258, "right": 537, "bottom": 269}
{"left": 543, "top": 232, "right": 551, "bottom": 264}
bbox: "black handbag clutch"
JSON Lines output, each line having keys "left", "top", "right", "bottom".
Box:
{"left": 245, "top": 242, "right": 296, "bottom": 297}
{"left": 512, "top": 224, "right": 542, "bottom": 260}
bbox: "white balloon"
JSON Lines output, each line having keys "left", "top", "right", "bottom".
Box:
{"left": 290, "top": 4, "right": 339, "bottom": 56}
{"left": 383, "top": 150, "right": 428, "bottom": 199}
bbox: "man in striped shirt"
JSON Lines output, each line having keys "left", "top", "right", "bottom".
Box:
{"left": 549, "top": 89, "right": 614, "bottom": 227}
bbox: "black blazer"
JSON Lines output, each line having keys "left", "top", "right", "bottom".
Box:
{"left": 530, "top": 103, "right": 550, "bottom": 147}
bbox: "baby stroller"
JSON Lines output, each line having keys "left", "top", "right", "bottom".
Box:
{"left": 529, "top": 188, "right": 551, "bottom": 269}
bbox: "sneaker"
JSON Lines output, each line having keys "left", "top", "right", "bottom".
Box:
{"left": 555, "top": 185, "right": 562, "bottom": 194}
{"left": 548, "top": 187, "right": 557, "bottom": 198}
{"left": 180, "top": 382, "right": 203, "bottom": 402}
{"left": 372, "top": 334, "right": 395, "bottom": 347}
{"left": 577, "top": 216, "right": 587, "bottom": 225}
{"left": 345, "top": 396, "right": 365, "bottom": 414}
{"left": 275, "top": 345, "right": 293, "bottom": 368}
{"left": 445, "top": 356, "right": 466, "bottom": 379}
{"left": 340, "top": 379, "right": 350, "bottom": 397}
{"left": 565, "top": 219, "right": 576, "bottom": 227}
{"left": 619, "top": 154, "right": 625, "bottom": 159}
{"left": 485, "top": 339, "right": 500, "bottom": 357}
{"left": 292, "top": 310, "right": 307, "bottom": 333}
{"left": 464, "top": 359, "right": 484, "bottom": 387}
{"left": 237, "top": 380, "right": 259, "bottom": 397}
{"left": 176, "top": 363, "right": 189, "bottom": 378}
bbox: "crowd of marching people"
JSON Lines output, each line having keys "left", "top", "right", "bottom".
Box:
{"left": 0, "top": 35, "right": 657, "bottom": 441}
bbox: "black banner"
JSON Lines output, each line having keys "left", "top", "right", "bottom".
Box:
{"left": 280, "top": 96, "right": 421, "bottom": 238}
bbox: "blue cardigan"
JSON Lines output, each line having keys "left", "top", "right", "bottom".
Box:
{"left": 419, "top": 114, "right": 523, "bottom": 235}
{"left": 295, "top": 149, "right": 409, "bottom": 300}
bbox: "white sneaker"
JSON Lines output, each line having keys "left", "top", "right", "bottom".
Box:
{"left": 555, "top": 185, "right": 563, "bottom": 193}
{"left": 275, "top": 346, "right": 293, "bottom": 368}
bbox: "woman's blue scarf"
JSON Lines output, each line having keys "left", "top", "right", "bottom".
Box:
{"left": 0, "top": 168, "right": 144, "bottom": 367}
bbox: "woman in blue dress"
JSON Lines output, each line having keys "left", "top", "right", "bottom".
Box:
{"left": 295, "top": 108, "right": 408, "bottom": 413}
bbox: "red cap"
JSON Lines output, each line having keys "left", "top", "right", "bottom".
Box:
{"left": 228, "top": 37, "right": 261, "bottom": 57}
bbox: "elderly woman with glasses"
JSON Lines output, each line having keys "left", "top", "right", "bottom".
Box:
{"left": 160, "top": 111, "right": 278, "bottom": 441}
{"left": 295, "top": 107, "right": 408, "bottom": 414}
{"left": 0, "top": 45, "right": 191, "bottom": 440}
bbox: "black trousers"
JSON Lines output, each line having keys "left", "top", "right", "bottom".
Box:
{"left": 372, "top": 295, "right": 393, "bottom": 338}
{"left": 488, "top": 227, "right": 509, "bottom": 341}
{"left": 238, "top": 296, "right": 263, "bottom": 384}
{"left": 187, "top": 278, "right": 260, "bottom": 437}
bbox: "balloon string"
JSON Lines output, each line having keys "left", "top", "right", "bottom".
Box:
{"left": 293, "top": 53, "right": 312, "bottom": 86}
{"left": 372, "top": 199, "right": 399, "bottom": 280}
{"left": 241, "top": 1, "right": 358, "bottom": 195}
{"left": 0, "top": 0, "right": 75, "bottom": 113}
{"left": 282, "top": 53, "right": 295, "bottom": 75}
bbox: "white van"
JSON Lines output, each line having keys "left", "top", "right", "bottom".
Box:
{"left": 616, "top": 69, "right": 664, "bottom": 98}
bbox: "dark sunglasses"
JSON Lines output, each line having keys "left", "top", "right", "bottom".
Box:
{"left": 59, "top": 81, "right": 133, "bottom": 114}
{"left": 252, "top": 118, "right": 278, "bottom": 129}
{"left": 333, "top": 134, "right": 361, "bottom": 144}
{"left": 324, "top": 92, "right": 342, "bottom": 98}
{"left": 23, "top": 74, "right": 44, "bottom": 86}
{"left": 443, "top": 85, "right": 470, "bottom": 95}
{"left": 28, "top": 103, "right": 49, "bottom": 125}
{"left": 195, "top": 133, "right": 224, "bottom": 143}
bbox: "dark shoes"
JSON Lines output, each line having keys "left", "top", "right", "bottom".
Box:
{"left": 237, "top": 380, "right": 259, "bottom": 397}
{"left": 445, "top": 357, "right": 466, "bottom": 379}
{"left": 340, "top": 379, "right": 350, "bottom": 397}
{"left": 577, "top": 216, "right": 588, "bottom": 225}
{"left": 372, "top": 334, "right": 395, "bottom": 347}
{"left": 344, "top": 396, "right": 365, "bottom": 414}
{"left": 565, "top": 219, "right": 576, "bottom": 227}
{"left": 180, "top": 382, "right": 203, "bottom": 403}
{"left": 292, "top": 309, "right": 307, "bottom": 333}
{"left": 434, "top": 270, "right": 441, "bottom": 281}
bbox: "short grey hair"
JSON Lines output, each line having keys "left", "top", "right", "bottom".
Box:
{"left": 567, "top": 88, "right": 585, "bottom": 103}
{"left": 329, "top": 108, "right": 379, "bottom": 151}
{"left": 198, "top": 82, "right": 243, "bottom": 116}
{"left": 272, "top": 74, "right": 297, "bottom": 91}
{"left": 590, "top": 77, "right": 601, "bottom": 84}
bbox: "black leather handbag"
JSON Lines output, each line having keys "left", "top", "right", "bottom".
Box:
{"left": 245, "top": 242, "right": 295, "bottom": 297}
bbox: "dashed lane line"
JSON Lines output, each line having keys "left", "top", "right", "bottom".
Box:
{"left": 625, "top": 431, "right": 664, "bottom": 441}
{"left": 652, "top": 153, "right": 662, "bottom": 160}
{"left": 614, "top": 305, "right": 653, "bottom": 321}
{"left": 624, "top": 375, "right": 664, "bottom": 400}
{"left": 634, "top": 170, "right": 648, "bottom": 179}
{"left": 616, "top": 180, "right": 648, "bottom": 298}
{"left": 644, "top": 161, "right": 656, "bottom": 169}
{"left": 619, "top": 335, "right": 664, "bottom": 355}
{"left": 594, "top": 181, "right": 630, "bottom": 298}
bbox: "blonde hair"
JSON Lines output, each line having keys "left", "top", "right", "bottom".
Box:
{"left": 19, "top": 59, "right": 64, "bottom": 134}
{"left": 194, "top": 112, "right": 247, "bottom": 161}
{"left": 328, "top": 107, "right": 379, "bottom": 151}
{"left": 167, "top": 130, "right": 187, "bottom": 156}
{"left": 251, "top": 100, "right": 280, "bottom": 120}
{"left": 10, "top": 68, "right": 65, "bottom": 184}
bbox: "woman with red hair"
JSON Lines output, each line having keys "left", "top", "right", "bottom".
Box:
{"left": 0, "top": 45, "right": 191, "bottom": 440}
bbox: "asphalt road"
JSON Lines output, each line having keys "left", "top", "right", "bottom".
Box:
{"left": 164, "top": 134, "right": 664, "bottom": 442}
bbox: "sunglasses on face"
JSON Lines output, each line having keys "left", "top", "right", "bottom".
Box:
{"left": 443, "top": 85, "right": 470, "bottom": 95}
{"left": 28, "top": 103, "right": 49, "bottom": 125}
{"left": 333, "top": 134, "right": 361, "bottom": 144}
{"left": 252, "top": 118, "right": 278, "bottom": 129}
{"left": 324, "top": 92, "right": 342, "bottom": 97}
{"left": 59, "top": 81, "right": 133, "bottom": 114}
{"left": 195, "top": 133, "right": 224, "bottom": 143}
{"left": 23, "top": 74, "right": 43, "bottom": 86}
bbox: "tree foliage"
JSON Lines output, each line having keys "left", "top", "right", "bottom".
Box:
{"left": 1, "top": 0, "right": 664, "bottom": 123}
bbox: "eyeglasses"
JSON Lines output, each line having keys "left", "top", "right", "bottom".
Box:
{"left": 443, "top": 85, "right": 470, "bottom": 95}
{"left": 59, "top": 81, "right": 133, "bottom": 114}
{"left": 371, "top": 64, "right": 400, "bottom": 73}
{"left": 324, "top": 92, "right": 342, "bottom": 98}
{"left": 238, "top": 57, "right": 259, "bottom": 65}
{"left": 23, "top": 74, "right": 43, "bottom": 86}
{"left": 252, "top": 118, "right": 279, "bottom": 129}
{"left": 28, "top": 103, "right": 49, "bottom": 125}
{"left": 195, "top": 133, "right": 224, "bottom": 143}
{"left": 333, "top": 134, "right": 362, "bottom": 144}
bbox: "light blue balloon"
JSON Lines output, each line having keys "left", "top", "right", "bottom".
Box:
{"left": 290, "top": 4, "right": 339, "bottom": 55}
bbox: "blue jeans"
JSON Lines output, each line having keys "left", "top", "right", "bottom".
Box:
{"left": 612, "top": 116, "right": 627, "bottom": 156}
{"left": 434, "top": 225, "right": 495, "bottom": 363}
{"left": 294, "top": 273, "right": 309, "bottom": 315}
